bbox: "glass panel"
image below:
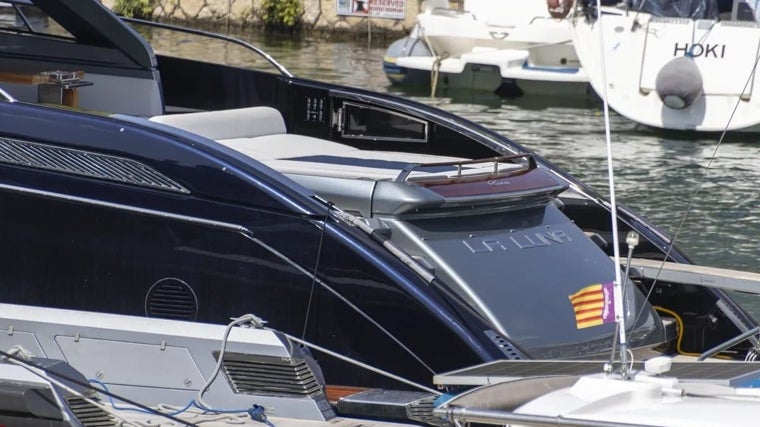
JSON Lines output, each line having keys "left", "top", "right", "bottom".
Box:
{"left": 0, "top": 3, "right": 73, "bottom": 39}
{"left": 342, "top": 101, "right": 428, "bottom": 143}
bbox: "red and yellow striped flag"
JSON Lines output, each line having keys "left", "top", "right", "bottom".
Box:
{"left": 568, "top": 282, "right": 615, "bottom": 329}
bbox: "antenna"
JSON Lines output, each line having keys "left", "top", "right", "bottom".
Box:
{"left": 594, "top": 0, "right": 629, "bottom": 376}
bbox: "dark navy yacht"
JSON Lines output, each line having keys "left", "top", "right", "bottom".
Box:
{"left": 0, "top": 0, "right": 756, "bottom": 390}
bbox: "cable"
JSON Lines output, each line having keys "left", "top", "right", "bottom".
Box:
{"left": 90, "top": 378, "right": 274, "bottom": 426}
{"left": 654, "top": 306, "right": 703, "bottom": 358}
{"left": 0, "top": 348, "right": 197, "bottom": 427}
{"left": 3, "top": 353, "right": 146, "bottom": 427}
{"left": 301, "top": 202, "right": 331, "bottom": 339}
{"left": 196, "top": 314, "right": 264, "bottom": 409}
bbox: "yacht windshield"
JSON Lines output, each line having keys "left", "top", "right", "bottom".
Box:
{"left": 0, "top": 2, "right": 73, "bottom": 39}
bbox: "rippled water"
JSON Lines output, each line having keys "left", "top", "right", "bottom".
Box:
{"left": 147, "top": 28, "right": 760, "bottom": 275}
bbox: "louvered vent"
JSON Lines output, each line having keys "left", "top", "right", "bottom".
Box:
{"left": 485, "top": 330, "right": 523, "bottom": 359}
{"left": 407, "top": 395, "right": 446, "bottom": 427}
{"left": 145, "top": 278, "right": 198, "bottom": 321}
{"left": 66, "top": 397, "right": 118, "bottom": 427}
{"left": 0, "top": 137, "right": 188, "bottom": 193}
{"left": 220, "top": 352, "right": 323, "bottom": 398}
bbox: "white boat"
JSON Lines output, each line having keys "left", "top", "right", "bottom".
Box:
{"left": 382, "top": 0, "right": 590, "bottom": 98}
{"left": 570, "top": 0, "right": 760, "bottom": 132}
{"left": 434, "top": 358, "right": 760, "bottom": 427}
{"left": 0, "top": 303, "right": 439, "bottom": 426}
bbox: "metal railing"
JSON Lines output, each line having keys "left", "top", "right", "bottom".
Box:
{"left": 120, "top": 16, "right": 293, "bottom": 78}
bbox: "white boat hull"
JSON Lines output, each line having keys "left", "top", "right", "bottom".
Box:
{"left": 390, "top": 45, "right": 590, "bottom": 97}
{"left": 384, "top": 0, "right": 590, "bottom": 97}
{"left": 571, "top": 9, "right": 760, "bottom": 132}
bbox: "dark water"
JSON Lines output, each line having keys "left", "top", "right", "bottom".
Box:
{"left": 148, "top": 29, "right": 760, "bottom": 277}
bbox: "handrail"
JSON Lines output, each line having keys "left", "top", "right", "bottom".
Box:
{"left": 119, "top": 16, "right": 293, "bottom": 78}
{"left": 624, "top": 257, "right": 760, "bottom": 295}
{"left": 698, "top": 326, "right": 760, "bottom": 361}
{"left": 395, "top": 153, "right": 536, "bottom": 183}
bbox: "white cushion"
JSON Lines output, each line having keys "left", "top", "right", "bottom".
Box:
{"left": 219, "top": 134, "right": 359, "bottom": 160}
{"left": 149, "top": 106, "right": 286, "bottom": 140}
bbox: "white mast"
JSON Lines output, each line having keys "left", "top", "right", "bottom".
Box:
{"left": 594, "top": 0, "right": 628, "bottom": 373}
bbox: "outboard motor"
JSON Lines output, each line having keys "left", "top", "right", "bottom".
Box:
{"left": 655, "top": 56, "right": 704, "bottom": 109}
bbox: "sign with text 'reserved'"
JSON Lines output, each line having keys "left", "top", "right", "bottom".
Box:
{"left": 337, "top": 0, "right": 406, "bottom": 19}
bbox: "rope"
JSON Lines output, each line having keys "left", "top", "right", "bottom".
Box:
{"left": 430, "top": 52, "right": 449, "bottom": 98}
{"left": 196, "top": 314, "right": 265, "bottom": 409}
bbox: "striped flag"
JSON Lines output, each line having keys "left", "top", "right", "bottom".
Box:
{"left": 568, "top": 282, "right": 616, "bottom": 329}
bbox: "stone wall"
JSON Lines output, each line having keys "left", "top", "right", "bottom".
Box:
{"left": 102, "top": 0, "right": 432, "bottom": 35}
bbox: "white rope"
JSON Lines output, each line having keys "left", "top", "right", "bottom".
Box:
{"left": 196, "top": 314, "right": 266, "bottom": 409}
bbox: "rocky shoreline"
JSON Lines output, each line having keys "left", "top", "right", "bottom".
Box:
{"left": 101, "top": 0, "right": 424, "bottom": 36}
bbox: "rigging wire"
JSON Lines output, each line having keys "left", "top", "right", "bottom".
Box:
{"left": 283, "top": 332, "right": 442, "bottom": 396}
{"left": 301, "top": 201, "right": 331, "bottom": 339}
{"left": 633, "top": 32, "right": 760, "bottom": 330}
{"left": 239, "top": 226, "right": 437, "bottom": 375}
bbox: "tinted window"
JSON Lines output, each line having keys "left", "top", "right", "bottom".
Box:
{"left": 342, "top": 101, "right": 428, "bottom": 143}
{"left": 0, "top": 3, "right": 73, "bottom": 39}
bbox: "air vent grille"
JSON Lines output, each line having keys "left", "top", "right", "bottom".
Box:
{"left": 66, "top": 397, "right": 118, "bottom": 427}
{"left": 221, "top": 353, "right": 323, "bottom": 398}
{"left": 0, "top": 137, "right": 188, "bottom": 193}
{"left": 145, "top": 278, "right": 198, "bottom": 321}
{"left": 485, "top": 330, "right": 523, "bottom": 359}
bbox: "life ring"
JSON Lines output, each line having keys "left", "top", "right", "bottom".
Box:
{"left": 547, "top": 0, "right": 574, "bottom": 19}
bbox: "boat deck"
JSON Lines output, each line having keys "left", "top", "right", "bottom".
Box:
{"left": 150, "top": 106, "right": 520, "bottom": 181}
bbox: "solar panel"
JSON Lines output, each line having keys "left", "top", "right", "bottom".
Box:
{"left": 434, "top": 360, "right": 760, "bottom": 387}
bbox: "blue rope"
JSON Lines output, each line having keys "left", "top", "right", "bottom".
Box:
{"left": 88, "top": 379, "right": 276, "bottom": 426}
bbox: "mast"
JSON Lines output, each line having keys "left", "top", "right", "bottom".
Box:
{"left": 594, "top": 0, "right": 628, "bottom": 374}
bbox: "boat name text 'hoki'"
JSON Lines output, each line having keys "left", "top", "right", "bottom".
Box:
{"left": 673, "top": 43, "right": 726, "bottom": 58}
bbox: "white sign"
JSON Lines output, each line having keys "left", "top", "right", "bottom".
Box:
{"left": 337, "top": 0, "right": 406, "bottom": 19}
